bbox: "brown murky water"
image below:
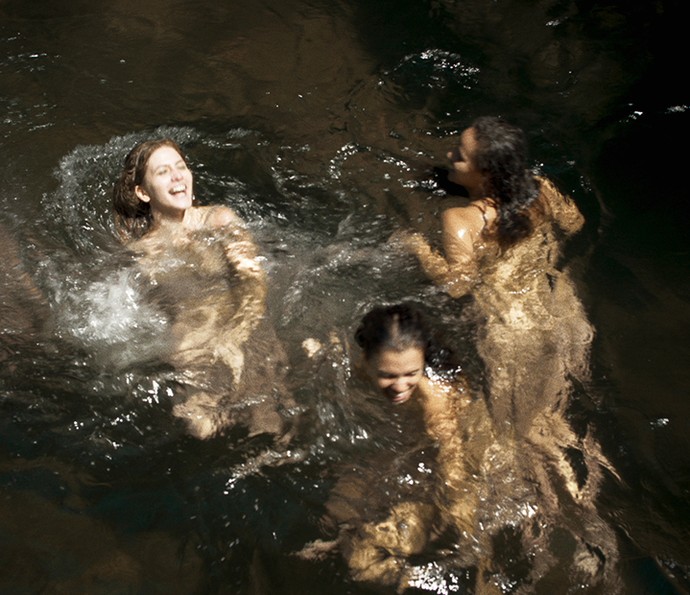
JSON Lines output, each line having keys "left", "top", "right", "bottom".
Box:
{"left": 1, "top": 0, "right": 689, "bottom": 593}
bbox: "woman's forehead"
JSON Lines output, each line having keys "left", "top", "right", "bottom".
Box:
{"left": 374, "top": 346, "right": 424, "bottom": 368}
{"left": 460, "top": 127, "right": 477, "bottom": 151}
{"left": 147, "top": 145, "right": 184, "bottom": 168}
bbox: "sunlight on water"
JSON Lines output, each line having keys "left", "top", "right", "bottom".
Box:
{"left": 1, "top": 1, "right": 688, "bottom": 592}
{"left": 0, "top": 121, "right": 627, "bottom": 594}
{"left": 55, "top": 268, "right": 170, "bottom": 365}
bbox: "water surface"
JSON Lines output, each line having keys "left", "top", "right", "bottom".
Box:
{"left": 1, "top": 0, "right": 689, "bottom": 593}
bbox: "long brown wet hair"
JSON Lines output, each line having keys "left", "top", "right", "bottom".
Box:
{"left": 112, "top": 138, "right": 187, "bottom": 242}
{"left": 472, "top": 116, "right": 541, "bottom": 248}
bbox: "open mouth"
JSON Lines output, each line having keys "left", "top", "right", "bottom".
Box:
{"left": 388, "top": 389, "right": 412, "bottom": 405}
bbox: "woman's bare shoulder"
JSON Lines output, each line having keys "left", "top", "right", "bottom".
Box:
{"left": 443, "top": 202, "right": 481, "bottom": 226}
{"left": 420, "top": 373, "right": 471, "bottom": 412}
{"left": 187, "top": 205, "right": 241, "bottom": 229}
{"left": 442, "top": 200, "right": 496, "bottom": 242}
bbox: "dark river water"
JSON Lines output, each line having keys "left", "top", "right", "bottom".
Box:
{"left": 1, "top": 1, "right": 688, "bottom": 593}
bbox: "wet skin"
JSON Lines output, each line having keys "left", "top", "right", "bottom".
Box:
{"left": 134, "top": 146, "right": 194, "bottom": 223}
{"left": 368, "top": 346, "right": 425, "bottom": 405}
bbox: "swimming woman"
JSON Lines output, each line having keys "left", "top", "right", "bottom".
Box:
{"left": 397, "top": 116, "right": 593, "bottom": 435}
{"left": 313, "top": 289, "right": 617, "bottom": 591}
{"left": 391, "top": 118, "right": 620, "bottom": 588}
{"left": 303, "top": 304, "right": 491, "bottom": 591}
{"left": 113, "top": 138, "right": 289, "bottom": 439}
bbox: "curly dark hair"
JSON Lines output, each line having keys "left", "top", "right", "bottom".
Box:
{"left": 112, "top": 138, "right": 187, "bottom": 241}
{"left": 355, "top": 304, "right": 431, "bottom": 362}
{"left": 472, "top": 116, "right": 540, "bottom": 248}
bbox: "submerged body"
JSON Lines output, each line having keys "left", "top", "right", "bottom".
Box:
{"left": 393, "top": 119, "right": 620, "bottom": 589}
{"left": 402, "top": 120, "right": 593, "bottom": 435}
{"left": 337, "top": 372, "right": 491, "bottom": 591}
{"left": 472, "top": 177, "right": 592, "bottom": 434}
{"left": 129, "top": 208, "right": 288, "bottom": 438}
{"left": 113, "top": 140, "right": 290, "bottom": 439}
{"left": 299, "top": 306, "right": 493, "bottom": 591}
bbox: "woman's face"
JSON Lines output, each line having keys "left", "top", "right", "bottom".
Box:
{"left": 135, "top": 145, "right": 194, "bottom": 220}
{"left": 447, "top": 126, "right": 485, "bottom": 193}
{"left": 368, "top": 346, "right": 425, "bottom": 405}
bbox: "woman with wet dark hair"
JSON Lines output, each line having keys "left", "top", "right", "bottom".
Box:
{"left": 299, "top": 304, "right": 489, "bottom": 591}
{"left": 110, "top": 138, "right": 292, "bottom": 440}
{"left": 354, "top": 304, "right": 431, "bottom": 406}
{"left": 467, "top": 116, "right": 541, "bottom": 247}
{"left": 401, "top": 116, "right": 583, "bottom": 296}
{"left": 355, "top": 303, "right": 430, "bottom": 356}
{"left": 398, "top": 116, "right": 591, "bottom": 434}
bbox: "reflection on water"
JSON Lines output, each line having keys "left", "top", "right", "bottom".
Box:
{"left": 1, "top": 0, "right": 689, "bottom": 593}
{"left": 0, "top": 126, "right": 645, "bottom": 593}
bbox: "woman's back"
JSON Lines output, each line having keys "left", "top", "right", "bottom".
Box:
{"left": 469, "top": 177, "right": 591, "bottom": 432}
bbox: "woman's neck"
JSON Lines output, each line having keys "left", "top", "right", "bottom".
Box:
{"left": 465, "top": 178, "right": 491, "bottom": 202}
{"left": 466, "top": 186, "right": 485, "bottom": 201}
{"left": 150, "top": 206, "right": 197, "bottom": 233}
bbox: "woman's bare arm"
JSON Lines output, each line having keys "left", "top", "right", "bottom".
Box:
{"left": 209, "top": 206, "right": 267, "bottom": 319}
{"left": 392, "top": 205, "right": 483, "bottom": 298}
{"left": 419, "top": 375, "right": 483, "bottom": 535}
{"left": 418, "top": 376, "right": 470, "bottom": 442}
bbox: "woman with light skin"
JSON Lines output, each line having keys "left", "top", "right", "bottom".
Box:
{"left": 113, "top": 138, "right": 265, "bottom": 279}
{"left": 112, "top": 139, "right": 284, "bottom": 439}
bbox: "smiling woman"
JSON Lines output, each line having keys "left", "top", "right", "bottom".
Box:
{"left": 133, "top": 144, "right": 194, "bottom": 223}
{"left": 111, "top": 138, "right": 290, "bottom": 440}
{"left": 113, "top": 139, "right": 245, "bottom": 239}
{"left": 369, "top": 346, "right": 425, "bottom": 405}
{"left": 355, "top": 304, "right": 428, "bottom": 406}
{"left": 300, "top": 304, "right": 494, "bottom": 591}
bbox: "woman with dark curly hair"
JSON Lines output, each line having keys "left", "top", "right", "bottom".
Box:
{"left": 450, "top": 115, "right": 540, "bottom": 248}
{"left": 400, "top": 116, "right": 582, "bottom": 293}
{"left": 398, "top": 117, "right": 593, "bottom": 436}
